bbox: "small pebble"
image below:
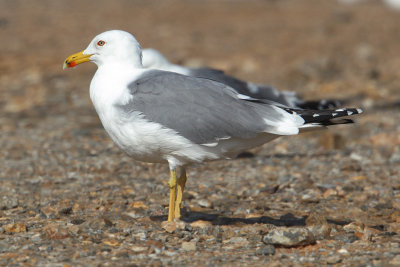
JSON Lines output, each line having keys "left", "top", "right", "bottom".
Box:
{"left": 326, "top": 255, "right": 342, "bottom": 264}
{"left": 256, "top": 245, "right": 276, "bottom": 256}
{"left": 197, "top": 199, "right": 213, "bottom": 208}
{"left": 263, "top": 227, "right": 315, "bottom": 247}
{"left": 338, "top": 248, "right": 350, "bottom": 255}
{"left": 161, "top": 221, "right": 177, "bottom": 233}
{"left": 190, "top": 220, "right": 212, "bottom": 229}
{"left": 181, "top": 241, "right": 197, "bottom": 251}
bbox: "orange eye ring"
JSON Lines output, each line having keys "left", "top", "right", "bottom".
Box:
{"left": 97, "top": 40, "right": 106, "bottom": 46}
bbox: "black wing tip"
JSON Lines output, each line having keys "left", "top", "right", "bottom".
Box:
{"left": 297, "top": 107, "right": 363, "bottom": 125}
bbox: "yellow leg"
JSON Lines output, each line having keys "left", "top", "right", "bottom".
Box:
{"left": 168, "top": 169, "right": 177, "bottom": 222}
{"left": 174, "top": 168, "right": 187, "bottom": 219}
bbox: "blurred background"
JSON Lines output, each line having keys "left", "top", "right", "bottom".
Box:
{"left": 1, "top": 0, "right": 400, "bottom": 113}
{"left": 0, "top": 0, "right": 399, "bottom": 265}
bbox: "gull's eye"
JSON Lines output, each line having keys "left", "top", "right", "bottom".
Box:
{"left": 97, "top": 40, "right": 106, "bottom": 46}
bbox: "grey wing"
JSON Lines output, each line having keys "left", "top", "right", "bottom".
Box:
{"left": 188, "top": 67, "right": 301, "bottom": 108}
{"left": 122, "top": 71, "right": 287, "bottom": 145}
{"left": 188, "top": 67, "right": 250, "bottom": 96}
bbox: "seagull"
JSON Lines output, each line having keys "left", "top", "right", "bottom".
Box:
{"left": 63, "top": 30, "right": 362, "bottom": 222}
{"left": 142, "top": 48, "right": 341, "bottom": 110}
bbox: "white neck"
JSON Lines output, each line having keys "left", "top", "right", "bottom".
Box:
{"left": 89, "top": 64, "right": 146, "bottom": 113}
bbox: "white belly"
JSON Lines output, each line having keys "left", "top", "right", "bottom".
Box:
{"left": 96, "top": 107, "right": 220, "bottom": 165}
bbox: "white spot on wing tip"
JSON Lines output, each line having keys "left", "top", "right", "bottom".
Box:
{"left": 332, "top": 113, "right": 338, "bottom": 116}
{"left": 347, "top": 111, "right": 353, "bottom": 116}
{"left": 313, "top": 113, "right": 320, "bottom": 117}
{"left": 336, "top": 108, "right": 344, "bottom": 112}
{"left": 356, "top": 108, "right": 363, "bottom": 114}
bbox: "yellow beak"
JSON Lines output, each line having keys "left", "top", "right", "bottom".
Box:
{"left": 63, "top": 51, "right": 92, "bottom": 69}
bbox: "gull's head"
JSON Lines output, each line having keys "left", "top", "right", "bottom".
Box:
{"left": 142, "top": 48, "right": 171, "bottom": 69}
{"left": 63, "top": 30, "right": 143, "bottom": 69}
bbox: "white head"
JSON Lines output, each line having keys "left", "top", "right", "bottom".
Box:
{"left": 142, "top": 48, "right": 171, "bottom": 69}
{"left": 64, "top": 30, "right": 143, "bottom": 69}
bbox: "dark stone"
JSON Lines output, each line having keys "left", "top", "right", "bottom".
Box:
{"left": 71, "top": 218, "right": 85, "bottom": 225}
{"left": 59, "top": 207, "right": 73, "bottom": 216}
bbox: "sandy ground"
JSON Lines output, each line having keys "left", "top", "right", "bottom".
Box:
{"left": 0, "top": 0, "right": 399, "bottom": 266}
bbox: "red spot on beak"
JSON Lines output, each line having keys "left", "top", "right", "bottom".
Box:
{"left": 69, "top": 61, "right": 77, "bottom": 68}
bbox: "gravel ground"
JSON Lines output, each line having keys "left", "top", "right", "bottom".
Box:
{"left": 0, "top": 0, "right": 399, "bottom": 266}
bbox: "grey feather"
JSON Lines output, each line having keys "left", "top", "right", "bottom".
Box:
{"left": 188, "top": 68, "right": 294, "bottom": 104}
{"left": 120, "top": 70, "right": 288, "bottom": 144}
{"left": 187, "top": 68, "right": 250, "bottom": 95}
